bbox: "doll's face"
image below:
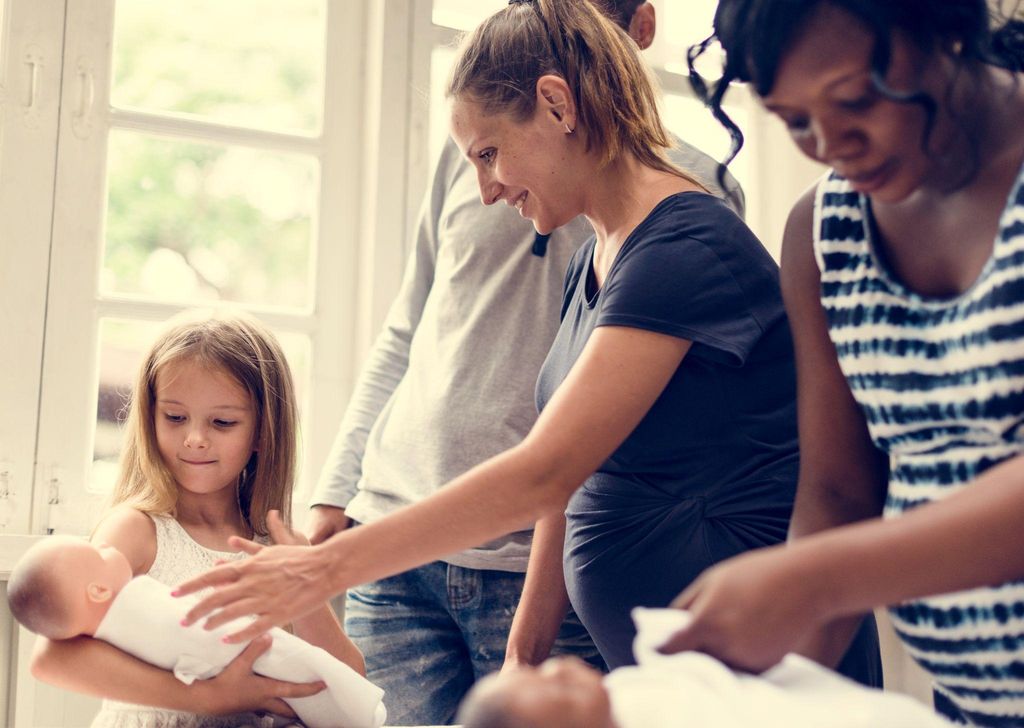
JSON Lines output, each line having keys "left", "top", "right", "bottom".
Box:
{"left": 477, "top": 657, "right": 615, "bottom": 728}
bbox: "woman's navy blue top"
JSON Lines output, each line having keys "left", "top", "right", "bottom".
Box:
{"left": 536, "top": 192, "right": 800, "bottom": 668}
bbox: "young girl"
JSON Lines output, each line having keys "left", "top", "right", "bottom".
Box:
{"left": 655, "top": 1, "right": 1024, "bottom": 726}
{"left": 31, "top": 310, "right": 365, "bottom": 727}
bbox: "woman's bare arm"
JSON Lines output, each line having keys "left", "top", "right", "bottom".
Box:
{"left": 503, "top": 513, "right": 571, "bottom": 669}
{"left": 178, "top": 326, "right": 692, "bottom": 641}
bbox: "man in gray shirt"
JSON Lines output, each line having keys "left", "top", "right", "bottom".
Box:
{"left": 307, "top": 3, "right": 743, "bottom": 724}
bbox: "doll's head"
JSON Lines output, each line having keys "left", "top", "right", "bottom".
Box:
{"left": 7, "top": 537, "right": 133, "bottom": 639}
{"left": 457, "top": 656, "right": 616, "bottom": 728}
{"left": 113, "top": 309, "right": 298, "bottom": 537}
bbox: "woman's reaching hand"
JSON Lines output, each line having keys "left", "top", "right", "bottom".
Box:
{"left": 657, "top": 543, "right": 831, "bottom": 672}
{"left": 174, "top": 511, "right": 340, "bottom": 642}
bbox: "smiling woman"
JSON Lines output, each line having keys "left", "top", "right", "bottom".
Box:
{"left": 175, "top": 0, "right": 880, "bottom": 688}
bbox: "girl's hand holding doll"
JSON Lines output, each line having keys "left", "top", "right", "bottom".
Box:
{"left": 194, "top": 635, "right": 325, "bottom": 716}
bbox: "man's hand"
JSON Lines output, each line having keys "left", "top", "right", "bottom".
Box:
{"left": 305, "top": 505, "right": 352, "bottom": 545}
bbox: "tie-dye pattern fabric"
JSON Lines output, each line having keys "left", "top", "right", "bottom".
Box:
{"left": 814, "top": 162, "right": 1024, "bottom": 727}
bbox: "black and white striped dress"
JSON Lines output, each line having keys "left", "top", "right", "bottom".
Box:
{"left": 814, "top": 162, "right": 1024, "bottom": 727}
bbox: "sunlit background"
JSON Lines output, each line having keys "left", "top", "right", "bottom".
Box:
{"left": 85, "top": 0, "right": 760, "bottom": 500}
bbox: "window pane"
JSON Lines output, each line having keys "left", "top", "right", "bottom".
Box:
{"left": 650, "top": 0, "right": 722, "bottom": 76}
{"left": 92, "top": 317, "right": 310, "bottom": 494}
{"left": 101, "top": 131, "right": 319, "bottom": 310}
{"left": 432, "top": 0, "right": 504, "bottom": 30}
{"left": 111, "top": 0, "right": 326, "bottom": 134}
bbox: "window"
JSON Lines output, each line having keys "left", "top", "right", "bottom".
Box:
{"left": 1, "top": 0, "right": 824, "bottom": 544}
{"left": 0, "top": 0, "right": 365, "bottom": 540}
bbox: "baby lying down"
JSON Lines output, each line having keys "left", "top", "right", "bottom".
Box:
{"left": 458, "top": 609, "right": 951, "bottom": 728}
{"left": 7, "top": 537, "right": 386, "bottom": 728}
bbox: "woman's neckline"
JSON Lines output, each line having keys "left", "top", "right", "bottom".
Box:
{"left": 858, "top": 154, "right": 1024, "bottom": 309}
{"left": 169, "top": 514, "right": 250, "bottom": 556}
{"left": 584, "top": 190, "right": 713, "bottom": 307}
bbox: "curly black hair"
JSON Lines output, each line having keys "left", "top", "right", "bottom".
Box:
{"left": 688, "top": 0, "right": 1024, "bottom": 186}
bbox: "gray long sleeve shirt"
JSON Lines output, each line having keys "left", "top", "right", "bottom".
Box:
{"left": 312, "top": 135, "right": 743, "bottom": 572}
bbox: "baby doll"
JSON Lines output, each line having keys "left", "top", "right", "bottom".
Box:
{"left": 456, "top": 609, "right": 952, "bottom": 728}
{"left": 7, "top": 536, "right": 386, "bottom": 728}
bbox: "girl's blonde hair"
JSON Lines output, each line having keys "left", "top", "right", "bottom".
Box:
{"left": 113, "top": 310, "right": 297, "bottom": 536}
{"left": 447, "top": 0, "right": 701, "bottom": 184}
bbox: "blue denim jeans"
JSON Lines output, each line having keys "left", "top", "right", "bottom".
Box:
{"left": 344, "top": 560, "right": 604, "bottom": 726}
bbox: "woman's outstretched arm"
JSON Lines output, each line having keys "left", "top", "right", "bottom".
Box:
{"left": 177, "top": 326, "right": 692, "bottom": 641}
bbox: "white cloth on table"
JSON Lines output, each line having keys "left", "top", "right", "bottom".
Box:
{"left": 94, "top": 575, "right": 386, "bottom": 728}
{"left": 605, "top": 608, "right": 951, "bottom": 728}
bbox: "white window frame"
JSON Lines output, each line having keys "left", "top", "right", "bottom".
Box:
{"left": 0, "top": 2, "right": 386, "bottom": 723}
{"left": 0, "top": 0, "right": 65, "bottom": 540}
{"left": 25, "top": 0, "right": 374, "bottom": 541}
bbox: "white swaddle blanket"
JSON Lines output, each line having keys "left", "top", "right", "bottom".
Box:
{"left": 94, "top": 575, "right": 386, "bottom": 728}
{"left": 607, "top": 608, "right": 951, "bottom": 728}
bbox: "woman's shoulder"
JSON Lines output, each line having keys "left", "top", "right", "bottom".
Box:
{"left": 93, "top": 505, "right": 158, "bottom": 575}
{"left": 625, "top": 192, "right": 773, "bottom": 275}
{"left": 641, "top": 191, "right": 752, "bottom": 245}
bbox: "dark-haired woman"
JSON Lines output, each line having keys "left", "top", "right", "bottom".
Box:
{"left": 660, "top": 2, "right": 1024, "bottom": 725}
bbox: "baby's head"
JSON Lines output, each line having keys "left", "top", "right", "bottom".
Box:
{"left": 7, "top": 537, "right": 133, "bottom": 639}
{"left": 457, "top": 657, "right": 615, "bottom": 728}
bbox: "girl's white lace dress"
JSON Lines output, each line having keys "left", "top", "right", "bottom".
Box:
{"left": 90, "top": 514, "right": 288, "bottom": 728}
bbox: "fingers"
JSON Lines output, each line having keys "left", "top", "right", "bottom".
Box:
{"left": 669, "top": 582, "right": 699, "bottom": 610}
{"left": 274, "top": 678, "right": 326, "bottom": 700}
{"left": 180, "top": 581, "right": 249, "bottom": 625}
{"left": 657, "top": 625, "right": 700, "bottom": 655}
{"left": 227, "top": 535, "right": 263, "bottom": 554}
{"left": 224, "top": 616, "right": 279, "bottom": 644}
{"left": 267, "top": 510, "right": 290, "bottom": 544}
{"left": 199, "top": 596, "right": 268, "bottom": 633}
{"left": 232, "top": 633, "right": 273, "bottom": 669}
{"left": 173, "top": 563, "right": 241, "bottom": 599}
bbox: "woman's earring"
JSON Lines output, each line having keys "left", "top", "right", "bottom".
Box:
{"left": 564, "top": 123, "right": 574, "bottom": 134}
